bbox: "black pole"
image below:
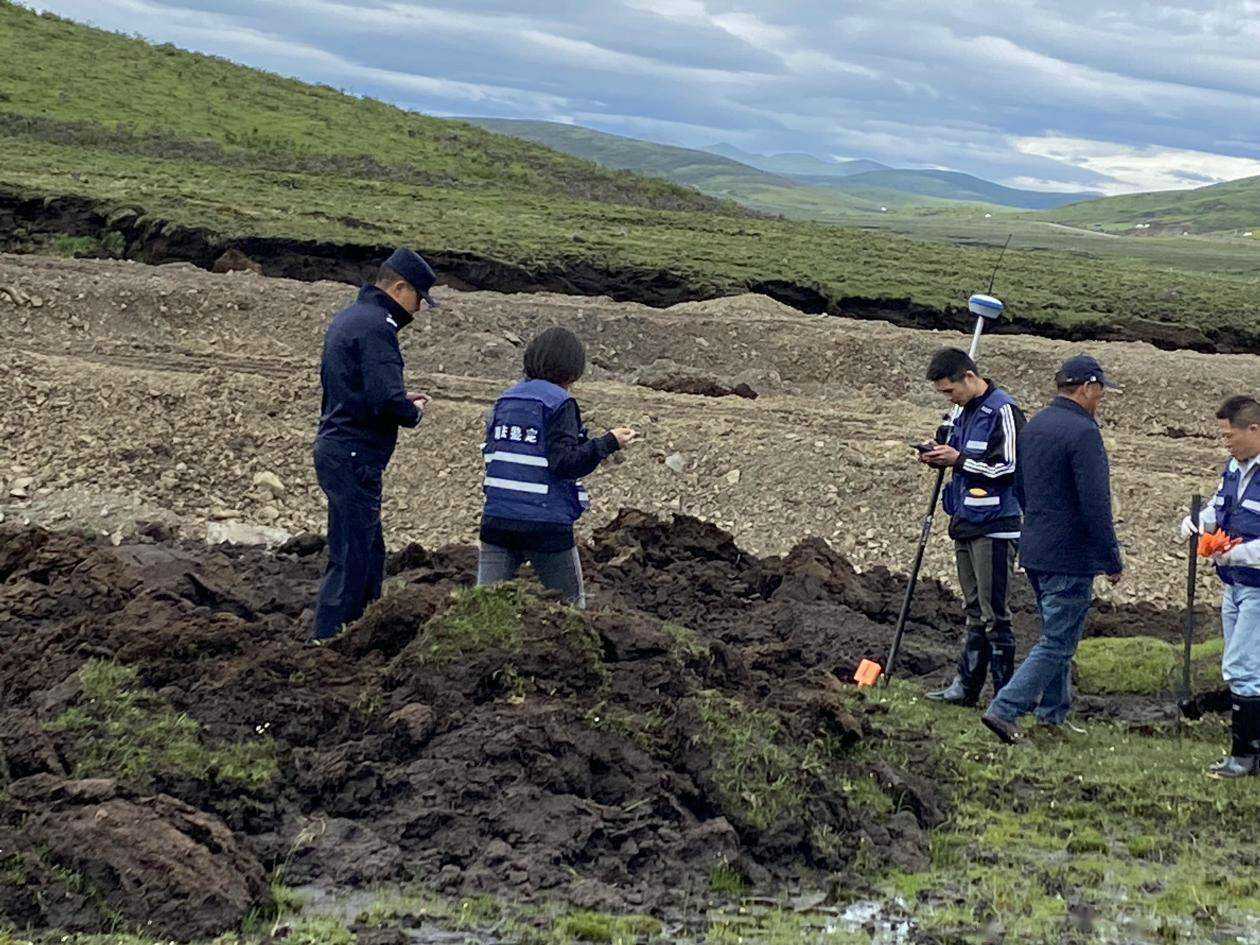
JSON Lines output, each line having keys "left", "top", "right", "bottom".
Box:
{"left": 883, "top": 466, "right": 948, "bottom": 682}
{"left": 1180, "top": 493, "right": 1201, "bottom": 706}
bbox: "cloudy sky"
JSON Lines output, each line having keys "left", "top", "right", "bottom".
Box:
{"left": 29, "top": 0, "right": 1260, "bottom": 194}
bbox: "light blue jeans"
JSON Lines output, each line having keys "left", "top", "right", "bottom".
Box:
{"left": 1222, "top": 584, "right": 1260, "bottom": 697}
{"left": 988, "top": 571, "right": 1095, "bottom": 725}
{"left": 476, "top": 542, "right": 586, "bottom": 609}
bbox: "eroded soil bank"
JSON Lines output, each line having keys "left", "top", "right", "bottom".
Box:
{"left": 1, "top": 190, "right": 1249, "bottom": 353}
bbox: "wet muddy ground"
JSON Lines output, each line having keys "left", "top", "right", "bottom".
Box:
{"left": 0, "top": 512, "right": 1205, "bottom": 940}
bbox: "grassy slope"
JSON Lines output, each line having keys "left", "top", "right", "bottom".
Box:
{"left": 1046, "top": 175, "right": 1260, "bottom": 234}
{"left": 461, "top": 117, "right": 904, "bottom": 218}
{"left": 0, "top": 3, "right": 1259, "bottom": 347}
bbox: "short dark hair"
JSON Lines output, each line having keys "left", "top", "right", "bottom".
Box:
{"left": 1217, "top": 395, "right": 1260, "bottom": 428}
{"left": 926, "top": 347, "right": 977, "bottom": 383}
{"left": 375, "top": 264, "right": 405, "bottom": 288}
{"left": 524, "top": 327, "right": 586, "bottom": 386}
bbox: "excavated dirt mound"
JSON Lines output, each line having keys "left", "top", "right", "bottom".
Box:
{"left": 0, "top": 512, "right": 1198, "bottom": 938}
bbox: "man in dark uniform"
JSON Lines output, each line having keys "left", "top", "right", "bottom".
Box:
{"left": 919, "top": 347, "right": 1026, "bottom": 707}
{"left": 311, "top": 248, "right": 438, "bottom": 643}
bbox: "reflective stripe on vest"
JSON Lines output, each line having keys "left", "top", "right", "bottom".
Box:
{"left": 1216, "top": 459, "right": 1260, "bottom": 587}
{"left": 482, "top": 379, "right": 589, "bottom": 525}
{"left": 941, "top": 386, "right": 1022, "bottom": 527}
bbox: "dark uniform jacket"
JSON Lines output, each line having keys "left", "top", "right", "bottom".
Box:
{"left": 943, "top": 382, "right": 1026, "bottom": 541}
{"left": 316, "top": 285, "right": 420, "bottom": 464}
{"left": 1017, "top": 396, "right": 1123, "bottom": 576}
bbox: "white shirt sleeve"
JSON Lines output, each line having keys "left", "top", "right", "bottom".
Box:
{"left": 1224, "top": 538, "right": 1260, "bottom": 568}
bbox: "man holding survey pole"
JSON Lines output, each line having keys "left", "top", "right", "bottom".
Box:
{"left": 919, "top": 347, "right": 1026, "bottom": 708}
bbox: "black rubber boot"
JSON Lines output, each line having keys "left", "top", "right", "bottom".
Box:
{"left": 1208, "top": 694, "right": 1260, "bottom": 779}
{"left": 927, "top": 633, "right": 989, "bottom": 706}
{"left": 989, "top": 643, "right": 1016, "bottom": 698}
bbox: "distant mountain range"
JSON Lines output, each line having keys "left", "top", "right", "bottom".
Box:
{"left": 703, "top": 143, "right": 889, "bottom": 178}
{"left": 812, "top": 169, "right": 1101, "bottom": 212}
{"left": 462, "top": 118, "right": 1100, "bottom": 215}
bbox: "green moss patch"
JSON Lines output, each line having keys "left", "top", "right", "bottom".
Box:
{"left": 1075, "top": 635, "right": 1223, "bottom": 696}
{"left": 44, "top": 660, "right": 276, "bottom": 790}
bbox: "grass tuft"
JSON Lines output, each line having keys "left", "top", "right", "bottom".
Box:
{"left": 1075, "top": 635, "right": 1223, "bottom": 695}
{"left": 45, "top": 660, "right": 277, "bottom": 790}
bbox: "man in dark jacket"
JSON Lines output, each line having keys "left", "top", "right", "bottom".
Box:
{"left": 311, "top": 248, "right": 438, "bottom": 643}
{"left": 982, "top": 354, "right": 1124, "bottom": 742}
{"left": 919, "top": 348, "right": 1026, "bottom": 707}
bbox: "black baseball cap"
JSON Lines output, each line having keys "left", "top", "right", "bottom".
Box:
{"left": 384, "top": 247, "right": 439, "bottom": 307}
{"left": 1055, "top": 354, "right": 1120, "bottom": 391}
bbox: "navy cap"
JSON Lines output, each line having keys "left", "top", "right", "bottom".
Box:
{"left": 1055, "top": 354, "right": 1120, "bottom": 391}
{"left": 384, "top": 248, "right": 439, "bottom": 308}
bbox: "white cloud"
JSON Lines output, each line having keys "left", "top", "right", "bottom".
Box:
{"left": 1015, "top": 135, "right": 1260, "bottom": 194}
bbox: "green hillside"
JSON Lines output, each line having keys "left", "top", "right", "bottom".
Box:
{"left": 1044, "top": 176, "right": 1260, "bottom": 235}
{"left": 464, "top": 119, "right": 798, "bottom": 190}
{"left": 461, "top": 117, "right": 890, "bottom": 218}
{"left": 817, "top": 169, "right": 1099, "bottom": 210}
{"left": 0, "top": 7, "right": 731, "bottom": 218}
{"left": 0, "top": 2, "right": 1259, "bottom": 352}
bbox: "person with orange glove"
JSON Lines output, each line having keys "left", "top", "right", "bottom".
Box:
{"left": 1179, "top": 395, "right": 1260, "bottom": 778}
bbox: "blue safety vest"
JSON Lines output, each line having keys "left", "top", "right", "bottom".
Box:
{"left": 941, "top": 386, "right": 1022, "bottom": 529}
{"left": 482, "top": 379, "right": 590, "bottom": 526}
{"left": 1214, "top": 459, "right": 1260, "bottom": 587}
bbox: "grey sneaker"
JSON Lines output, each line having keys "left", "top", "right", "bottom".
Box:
{"left": 1208, "top": 755, "right": 1259, "bottom": 779}
{"left": 926, "top": 676, "right": 978, "bottom": 707}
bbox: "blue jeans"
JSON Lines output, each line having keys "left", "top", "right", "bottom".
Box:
{"left": 988, "top": 571, "right": 1095, "bottom": 725}
{"left": 312, "top": 439, "right": 386, "bottom": 640}
{"left": 1222, "top": 584, "right": 1260, "bottom": 697}
{"left": 477, "top": 542, "right": 586, "bottom": 608}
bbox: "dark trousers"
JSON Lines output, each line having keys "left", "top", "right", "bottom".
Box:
{"left": 954, "top": 535, "right": 1017, "bottom": 696}
{"left": 312, "top": 439, "right": 386, "bottom": 640}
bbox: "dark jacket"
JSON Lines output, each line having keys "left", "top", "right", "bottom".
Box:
{"left": 481, "top": 398, "right": 619, "bottom": 553}
{"left": 943, "top": 381, "right": 1026, "bottom": 541}
{"left": 316, "top": 285, "right": 420, "bottom": 463}
{"left": 1017, "top": 396, "right": 1123, "bottom": 576}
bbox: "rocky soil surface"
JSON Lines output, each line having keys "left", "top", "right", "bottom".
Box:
{"left": 0, "top": 253, "right": 1244, "bottom": 611}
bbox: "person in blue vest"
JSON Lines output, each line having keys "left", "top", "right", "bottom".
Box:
{"left": 982, "top": 354, "right": 1124, "bottom": 743}
{"left": 1178, "top": 395, "right": 1260, "bottom": 777}
{"left": 311, "top": 248, "right": 438, "bottom": 643}
{"left": 478, "top": 327, "right": 636, "bottom": 606}
{"left": 918, "top": 347, "right": 1026, "bottom": 706}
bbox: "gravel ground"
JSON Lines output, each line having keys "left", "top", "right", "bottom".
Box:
{"left": 0, "top": 252, "right": 1249, "bottom": 608}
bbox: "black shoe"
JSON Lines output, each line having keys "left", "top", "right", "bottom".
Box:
{"left": 927, "top": 676, "right": 978, "bottom": 706}
{"left": 981, "top": 711, "right": 1022, "bottom": 744}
